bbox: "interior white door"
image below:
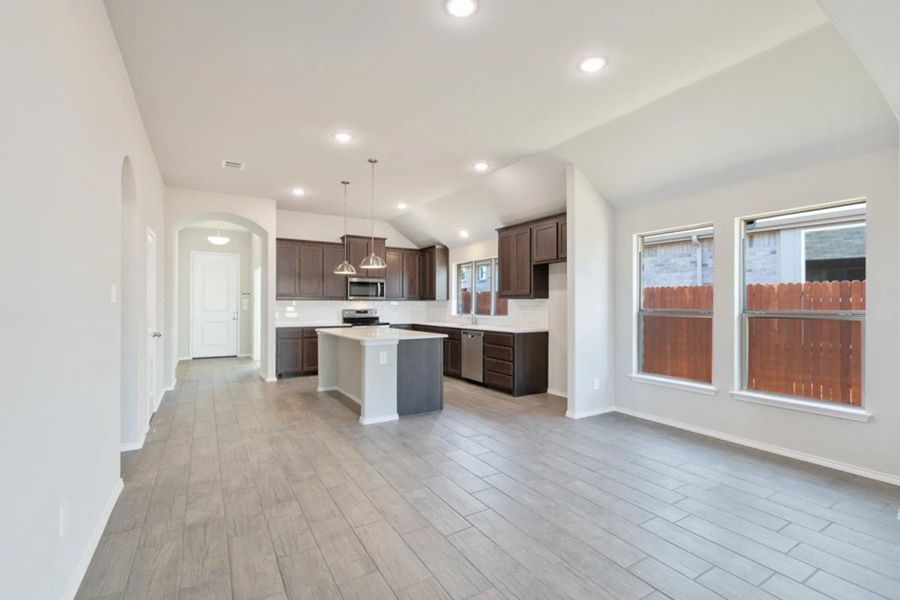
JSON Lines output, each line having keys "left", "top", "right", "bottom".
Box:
{"left": 192, "top": 252, "right": 239, "bottom": 358}
{"left": 146, "top": 228, "right": 158, "bottom": 414}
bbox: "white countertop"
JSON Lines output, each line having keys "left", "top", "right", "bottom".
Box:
{"left": 412, "top": 321, "right": 549, "bottom": 334}
{"left": 276, "top": 321, "right": 547, "bottom": 334}
{"left": 316, "top": 325, "right": 447, "bottom": 345}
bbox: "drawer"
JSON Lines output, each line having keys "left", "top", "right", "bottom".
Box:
{"left": 276, "top": 327, "right": 303, "bottom": 339}
{"left": 484, "top": 332, "right": 513, "bottom": 347}
{"left": 484, "top": 344, "right": 513, "bottom": 361}
{"left": 302, "top": 328, "right": 318, "bottom": 338}
{"left": 484, "top": 370, "right": 513, "bottom": 392}
{"left": 484, "top": 357, "right": 513, "bottom": 376}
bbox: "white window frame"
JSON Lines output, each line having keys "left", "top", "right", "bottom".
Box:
{"left": 455, "top": 258, "right": 507, "bottom": 317}
{"left": 633, "top": 224, "right": 715, "bottom": 390}
{"left": 733, "top": 199, "right": 870, "bottom": 421}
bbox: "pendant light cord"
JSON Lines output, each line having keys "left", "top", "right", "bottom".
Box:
{"left": 368, "top": 159, "right": 378, "bottom": 247}
{"left": 341, "top": 181, "right": 350, "bottom": 261}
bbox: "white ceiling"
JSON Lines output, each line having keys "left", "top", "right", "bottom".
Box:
{"left": 104, "top": 0, "right": 830, "bottom": 220}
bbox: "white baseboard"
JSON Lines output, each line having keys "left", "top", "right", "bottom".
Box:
{"left": 164, "top": 378, "right": 177, "bottom": 392}
{"left": 63, "top": 478, "right": 124, "bottom": 600}
{"left": 614, "top": 407, "right": 900, "bottom": 487}
{"left": 238, "top": 353, "right": 251, "bottom": 358}
{"left": 565, "top": 406, "right": 616, "bottom": 419}
{"left": 360, "top": 413, "right": 399, "bottom": 425}
{"left": 317, "top": 385, "right": 337, "bottom": 393}
{"left": 120, "top": 419, "right": 150, "bottom": 453}
{"left": 547, "top": 388, "right": 568, "bottom": 398}
{"left": 177, "top": 356, "right": 191, "bottom": 362}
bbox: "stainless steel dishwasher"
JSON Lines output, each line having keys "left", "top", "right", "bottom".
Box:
{"left": 461, "top": 330, "right": 484, "bottom": 382}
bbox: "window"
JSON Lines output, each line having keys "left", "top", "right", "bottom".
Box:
{"left": 637, "top": 225, "right": 714, "bottom": 383}
{"left": 456, "top": 258, "right": 507, "bottom": 316}
{"left": 741, "top": 202, "right": 865, "bottom": 406}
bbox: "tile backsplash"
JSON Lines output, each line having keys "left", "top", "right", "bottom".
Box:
{"left": 275, "top": 298, "right": 548, "bottom": 329}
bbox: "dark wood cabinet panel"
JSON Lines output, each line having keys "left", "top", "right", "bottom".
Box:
{"left": 498, "top": 227, "right": 533, "bottom": 297}
{"left": 385, "top": 249, "right": 404, "bottom": 299}
{"left": 532, "top": 220, "right": 559, "bottom": 264}
{"left": 276, "top": 334, "right": 303, "bottom": 377}
{"left": 345, "top": 236, "right": 369, "bottom": 269}
{"left": 301, "top": 337, "right": 318, "bottom": 373}
{"left": 402, "top": 250, "right": 420, "bottom": 299}
{"left": 322, "top": 243, "right": 347, "bottom": 299}
{"left": 276, "top": 240, "right": 301, "bottom": 299}
{"left": 299, "top": 242, "right": 324, "bottom": 298}
{"left": 444, "top": 338, "right": 461, "bottom": 377}
{"left": 558, "top": 218, "right": 567, "bottom": 260}
{"left": 419, "top": 245, "right": 449, "bottom": 301}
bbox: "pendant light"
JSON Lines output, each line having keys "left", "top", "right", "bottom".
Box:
{"left": 207, "top": 230, "right": 230, "bottom": 245}
{"left": 359, "top": 158, "right": 387, "bottom": 269}
{"left": 333, "top": 180, "right": 357, "bottom": 275}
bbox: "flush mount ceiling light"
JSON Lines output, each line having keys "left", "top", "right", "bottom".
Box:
{"left": 445, "top": 0, "right": 477, "bottom": 18}
{"left": 360, "top": 159, "right": 387, "bottom": 270}
{"left": 291, "top": 187, "right": 305, "bottom": 197}
{"left": 396, "top": 202, "right": 407, "bottom": 209}
{"left": 473, "top": 161, "right": 489, "bottom": 172}
{"left": 207, "top": 230, "right": 230, "bottom": 246}
{"left": 578, "top": 56, "right": 608, "bottom": 73}
{"left": 333, "top": 180, "right": 357, "bottom": 275}
{"left": 459, "top": 229, "right": 470, "bottom": 239}
{"left": 333, "top": 131, "right": 353, "bottom": 144}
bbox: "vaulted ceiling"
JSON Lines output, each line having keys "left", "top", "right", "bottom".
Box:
{"left": 105, "top": 0, "right": 895, "bottom": 247}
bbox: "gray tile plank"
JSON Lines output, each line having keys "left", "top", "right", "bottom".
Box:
{"left": 354, "top": 520, "right": 432, "bottom": 591}
{"left": 229, "top": 529, "right": 285, "bottom": 600}
{"left": 402, "top": 526, "right": 493, "bottom": 600}
{"left": 628, "top": 557, "right": 723, "bottom": 600}
{"left": 277, "top": 547, "right": 341, "bottom": 600}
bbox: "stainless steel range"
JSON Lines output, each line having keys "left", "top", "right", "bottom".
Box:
{"left": 341, "top": 308, "right": 388, "bottom": 327}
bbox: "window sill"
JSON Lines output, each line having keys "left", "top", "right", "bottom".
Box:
{"left": 730, "top": 390, "right": 871, "bottom": 422}
{"left": 629, "top": 374, "right": 718, "bottom": 396}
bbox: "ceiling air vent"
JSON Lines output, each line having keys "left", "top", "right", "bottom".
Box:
{"left": 222, "top": 159, "right": 245, "bottom": 170}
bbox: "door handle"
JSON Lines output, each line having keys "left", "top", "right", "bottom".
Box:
{"left": 152, "top": 331, "right": 162, "bottom": 338}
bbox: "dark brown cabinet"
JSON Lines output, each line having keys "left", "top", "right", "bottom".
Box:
{"left": 385, "top": 248, "right": 421, "bottom": 300}
{"left": 277, "top": 327, "right": 327, "bottom": 377}
{"left": 532, "top": 220, "right": 560, "bottom": 264}
{"left": 558, "top": 218, "right": 567, "bottom": 260}
{"left": 343, "top": 235, "right": 386, "bottom": 270}
{"left": 444, "top": 338, "right": 461, "bottom": 377}
{"left": 419, "top": 245, "right": 449, "bottom": 301}
{"left": 278, "top": 239, "right": 350, "bottom": 300}
{"left": 323, "top": 243, "right": 347, "bottom": 298}
{"left": 276, "top": 240, "right": 301, "bottom": 299}
{"left": 499, "top": 226, "right": 542, "bottom": 297}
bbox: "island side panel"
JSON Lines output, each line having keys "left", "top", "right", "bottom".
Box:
{"left": 316, "top": 331, "right": 338, "bottom": 392}
{"left": 359, "top": 343, "right": 399, "bottom": 424}
{"left": 396, "top": 338, "right": 443, "bottom": 416}
{"left": 336, "top": 336, "right": 363, "bottom": 403}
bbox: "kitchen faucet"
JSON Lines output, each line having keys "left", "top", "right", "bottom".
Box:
{"left": 470, "top": 313, "right": 478, "bottom": 325}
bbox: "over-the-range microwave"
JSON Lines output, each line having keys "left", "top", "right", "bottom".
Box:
{"left": 347, "top": 277, "right": 386, "bottom": 300}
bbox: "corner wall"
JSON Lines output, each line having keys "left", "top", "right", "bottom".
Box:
{"left": 613, "top": 146, "right": 900, "bottom": 481}
{"left": 566, "top": 166, "right": 615, "bottom": 417}
{"left": 0, "top": 1, "right": 166, "bottom": 597}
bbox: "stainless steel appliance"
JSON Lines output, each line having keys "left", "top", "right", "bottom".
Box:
{"left": 341, "top": 308, "right": 387, "bottom": 327}
{"left": 461, "top": 330, "right": 484, "bottom": 382}
{"left": 347, "top": 277, "right": 386, "bottom": 300}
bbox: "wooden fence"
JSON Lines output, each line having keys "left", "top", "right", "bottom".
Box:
{"left": 642, "top": 281, "right": 865, "bottom": 405}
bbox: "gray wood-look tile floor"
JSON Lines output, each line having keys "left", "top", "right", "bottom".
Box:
{"left": 77, "top": 358, "right": 900, "bottom": 599}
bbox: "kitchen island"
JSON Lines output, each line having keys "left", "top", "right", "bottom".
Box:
{"left": 316, "top": 326, "right": 447, "bottom": 424}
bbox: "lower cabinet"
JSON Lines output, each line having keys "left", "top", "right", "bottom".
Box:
{"left": 443, "top": 338, "right": 461, "bottom": 377}
{"left": 276, "top": 328, "right": 320, "bottom": 377}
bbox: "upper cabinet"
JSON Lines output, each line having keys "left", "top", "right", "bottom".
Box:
{"left": 277, "top": 239, "right": 349, "bottom": 300}
{"left": 419, "top": 245, "right": 449, "bottom": 301}
{"left": 497, "top": 212, "right": 564, "bottom": 299}
{"left": 385, "top": 247, "right": 421, "bottom": 300}
{"left": 277, "top": 237, "right": 445, "bottom": 301}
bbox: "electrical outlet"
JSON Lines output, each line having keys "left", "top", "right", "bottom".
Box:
{"left": 379, "top": 351, "right": 388, "bottom": 365}
{"left": 593, "top": 377, "right": 600, "bottom": 391}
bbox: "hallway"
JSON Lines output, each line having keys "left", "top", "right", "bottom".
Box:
{"left": 78, "top": 359, "right": 900, "bottom": 599}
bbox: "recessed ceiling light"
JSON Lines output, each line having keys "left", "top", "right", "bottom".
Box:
{"left": 578, "top": 56, "right": 608, "bottom": 73}
{"left": 445, "top": 0, "right": 477, "bottom": 18}
{"left": 459, "top": 230, "right": 470, "bottom": 238}
{"left": 396, "top": 202, "right": 408, "bottom": 209}
{"left": 333, "top": 131, "right": 353, "bottom": 143}
{"left": 291, "top": 187, "right": 305, "bottom": 197}
{"left": 473, "top": 161, "right": 489, "bottom": 172}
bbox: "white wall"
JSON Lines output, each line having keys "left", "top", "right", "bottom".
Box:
{"left": 613, "top": 146, "right": 900, "bottom": 481}
{"left": 567, "top": 166, "right": 615, "bottom": 418}
{"left": 547, "top": 262, "right": 568, "bottom": 396}
{"left": 277, "top": 209, "right": 417, "bottom": 247}
{"left": 0, "top": 2, "right": 166, "bottom": 598}
{"left": 177, "top": 228, "right": 254, "bottom": 358}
